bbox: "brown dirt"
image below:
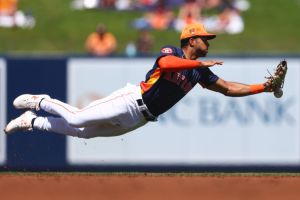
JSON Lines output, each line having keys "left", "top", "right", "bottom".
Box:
{"left": 1, "top": 173, "right": 300, "bottom": 200}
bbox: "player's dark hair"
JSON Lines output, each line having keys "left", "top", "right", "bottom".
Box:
{"left": 180, "top": 36, "right": 200, "bottom": 48}
{"left": 180, "top": 38, "right": 190, "bottom": 48}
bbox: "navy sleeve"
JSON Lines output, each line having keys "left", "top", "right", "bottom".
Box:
{"left": 197, "top": 68, "right": 219, "bottom": 87}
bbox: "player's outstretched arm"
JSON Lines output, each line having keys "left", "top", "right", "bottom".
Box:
{"left": 206, "top": 78, "right": 268, "bottom": 97}
{"left": 158, "top": 55, "right": 223, "bottom": 72}
{"left": 207, "top": 60, "right": 287, "bottom": 98}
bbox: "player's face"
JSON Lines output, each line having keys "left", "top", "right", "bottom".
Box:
{"left": 192, "top": 36, "right": 210, "bottom": 57}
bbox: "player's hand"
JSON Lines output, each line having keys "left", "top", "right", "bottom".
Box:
{"left": 200, "top": 60, "right": 224, "bottom": 67}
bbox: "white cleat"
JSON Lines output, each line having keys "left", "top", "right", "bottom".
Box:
{"left": 13, "top": 94, "right": 50, "bottom": 111}
{"left": 4, "top": 110, "right": 37, "bottom": 135}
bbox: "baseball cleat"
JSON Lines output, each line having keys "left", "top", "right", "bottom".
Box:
{"left": 13, "top": 94, "right": 50, "bottom": 111}
{"left": 4, "top": 110, "right": 37, "bottom": 135}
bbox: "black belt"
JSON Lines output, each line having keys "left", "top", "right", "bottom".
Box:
{"left": 136, "top": 99, "right": 157, "bottom": 122}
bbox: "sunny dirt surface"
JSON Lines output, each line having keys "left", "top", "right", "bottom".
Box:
{"left": 1, "top": 173, "right": 300, "bottom": 200}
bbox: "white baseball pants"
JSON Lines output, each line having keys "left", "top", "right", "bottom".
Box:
{"left": 33, "top": 83, "right": 148, "bottom": 138}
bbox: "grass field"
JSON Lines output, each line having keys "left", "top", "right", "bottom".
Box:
{"left": 0, "top": 0, "right": 300, "bottom": 55}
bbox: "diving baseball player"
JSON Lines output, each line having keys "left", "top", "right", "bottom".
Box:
{"left": 4, "top": 23, "right": 287, "bottom": 138}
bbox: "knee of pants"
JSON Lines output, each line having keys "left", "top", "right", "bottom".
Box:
{"left": 67, "top": 113, "right": 89, "bottom": 128}
{"left": 77, "top": 133, "right": 94, "bottom": 139}
{"left": 77, "top": 131, "right": 127, "bottom": 138}
{"left": 70, "top": 127, "right": 95, "bottom": 139}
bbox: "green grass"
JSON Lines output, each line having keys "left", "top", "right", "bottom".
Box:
{"left": 0, "top": 0, "right": 299, "bottom": 55}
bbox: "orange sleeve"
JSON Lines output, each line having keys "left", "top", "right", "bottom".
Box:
{"left": 158, "top": 55, "right": 200, "bottom": 72}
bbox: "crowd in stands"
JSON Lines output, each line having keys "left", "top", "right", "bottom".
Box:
{"left": 83, "top": 0, "right": 249, "bottom": 56}
{"left": 72, "top": 0, "right": 249, "bottom": 35}
{"left": 0, "top": 0, "right": 35, "bottom": 28}
{"left": 71, "top": 0, "right": 182, "bottom": 10}
{"left": 1, "top": 0, "right": 249, "bottom": 56}
{"left": 131, "top": 0, "right": 248, "bottom": 34}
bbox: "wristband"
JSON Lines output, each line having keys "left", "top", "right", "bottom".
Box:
{"left": 250, "top": 84, "right": 265, "bottom": 94}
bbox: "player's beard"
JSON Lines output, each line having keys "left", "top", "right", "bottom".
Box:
{"left": 196, "top": 48, "right": 208, "bottom": 57}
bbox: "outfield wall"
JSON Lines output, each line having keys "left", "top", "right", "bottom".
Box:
{"left": 1, "top": 56, "right": 300, "bottom": 171}
{"left": 0, "top": 59, "right": 6, "bottom": 165}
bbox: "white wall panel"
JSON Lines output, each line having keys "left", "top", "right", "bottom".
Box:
{"left": 0, "top": 59, "right": 6, "bottom": 164}
{"left": 67, "top": 58, "right": 300, "bottom": 166}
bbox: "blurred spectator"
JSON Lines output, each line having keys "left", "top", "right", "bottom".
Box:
{"left": 115, "top": 0, "right": 132, "bottom": 10}
{"left": 136, "top": 28, "right": 154, "bottom": 55}
{"left": 0, "top": 0, "right": 35, "bottom": 28}
{"left": 132, "top": 0, "right": 174, "bottom": 30}
{"left": 0, "top": 0, "right": 16, "bottom": 15}
{"left": 85, "top": 23, "right": 117, "bottom": 56}
{"left": 233, "top": 0, "right": 250, "bottom": 11}
{"left": 71, "top": 0, "right": 100, "bottom": 10}
{"left": 202, "top": 0, "right": 245, "bottom": 34}
{"left": 132, "top": 0, "right": 158, "bottom": 10}
{"left": 174, "top": 0, "right": 202, "bottom": 32}
{"left": 125, "top": 41, "right": 137, "bottom": 57}
{"left": 204, "top": 0, "right": 249, "bottom": 11}
{"left": 173, "top": 0, "right": 247, "bottom": 34}
{"left": 71, "top": 0, "right": 184, "bottom": 10}
{"left": 100, "top": 0, "right": 116, "bottom": 8}
{"left": 203, "top": 0, "right": 221, "bottom": 9}
{"left": 71, "top": 0, "right": 130, "bottom": 10}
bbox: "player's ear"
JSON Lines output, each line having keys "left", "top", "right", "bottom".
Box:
{"left": 188, "top": 37, "right": 195, "bottom": 47}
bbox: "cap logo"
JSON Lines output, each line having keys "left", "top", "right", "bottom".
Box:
{"left": 189, "top": 28, "right": 196, "bottom": 35}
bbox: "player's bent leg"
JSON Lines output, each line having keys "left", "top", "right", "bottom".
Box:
{"left": 33, "top": 116, "right": 145, "bottom": 138}
{"left": 39, "top": 84, "right": 146, "bottom": 129}
{"left": 79, "top": 124, "right": 138, "bottom": 138}
{"left": 7, "top": 84, "right": 150, "bottom": 137}
{"left": 40, "top": 98, "right": 97, "bottom": 127}
{"left": 4, "top": 110, "right": 37, "bottom": 134}
{"left": 33, "top": 116, "right": 84, "bottom": 137}
{"left": 40, "top": 99, "right": 80, "bottom": 115}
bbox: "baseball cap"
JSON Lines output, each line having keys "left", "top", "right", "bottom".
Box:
{"left": 180, "top": 23, "right": 216, "bottom": 40}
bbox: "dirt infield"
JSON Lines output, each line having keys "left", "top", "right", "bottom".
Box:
{"left": 1, "top": 173, "right": 300, "bottom": 200}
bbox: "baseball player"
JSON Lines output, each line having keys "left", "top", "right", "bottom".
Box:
{"left": 4, "top": 23, "right": 287, "bottom": 138}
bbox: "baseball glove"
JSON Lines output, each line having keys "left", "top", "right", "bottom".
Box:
{"left": 265, "top": 60, "right": 288, "bottom": 98}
